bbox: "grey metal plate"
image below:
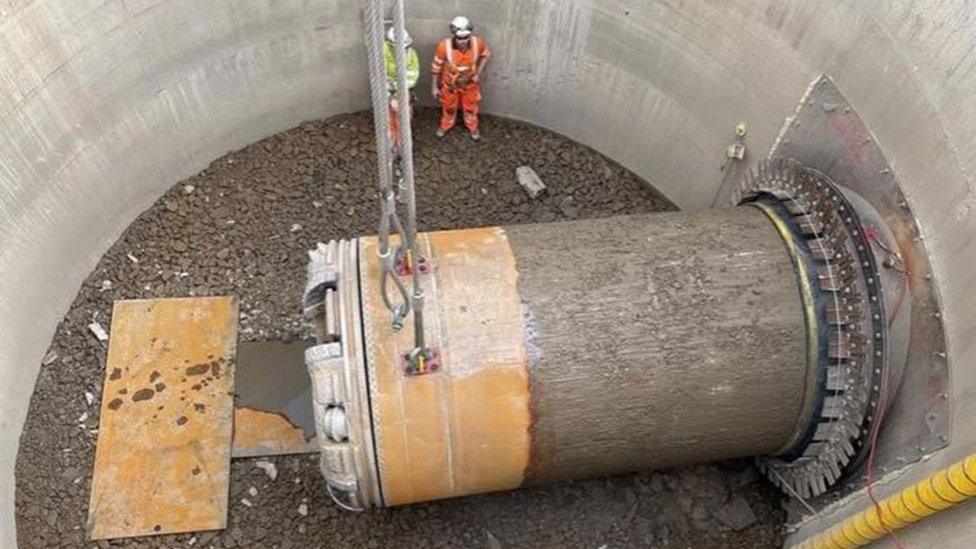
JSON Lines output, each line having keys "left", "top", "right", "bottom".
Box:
{"left": 768, "top": 75, "right": 950, "bottom": 517}
{"left": 233, "top": 340, "right": 317, "bottom": 457}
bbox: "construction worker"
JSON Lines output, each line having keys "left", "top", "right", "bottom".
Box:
{"left": 385, "top": 26, "right": 420, "bottom": 156}
{"left": 430, "top": 16, "right": 491, "bottom": 140}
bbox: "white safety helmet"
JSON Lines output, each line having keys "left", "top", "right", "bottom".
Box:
{"left": 386, "top": 26, "right": 413, "bottom": 47}
{"left": 450, "top": 16, "right": 473, "bottom": 38}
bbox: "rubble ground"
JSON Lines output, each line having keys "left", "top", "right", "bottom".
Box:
{"left": 15, "top": 108, "right": 785, "bottom": 548}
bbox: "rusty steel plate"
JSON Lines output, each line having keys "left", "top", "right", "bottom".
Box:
{"left": 87, "top": 297, "right": 239, "bottom": 540}
{"left": 232, "top": 340, "right": 317, "bottom": 458}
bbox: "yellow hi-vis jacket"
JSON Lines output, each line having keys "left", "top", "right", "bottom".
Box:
{"left": 384, "top": 42, "right": 420, "bottom": 92}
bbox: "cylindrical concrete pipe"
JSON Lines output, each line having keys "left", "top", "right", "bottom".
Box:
{"left": 304, "top": 161, "right": 899, "bottom": 509}
{"left": 501, "top": 208, "right": 812, "bottom": 483}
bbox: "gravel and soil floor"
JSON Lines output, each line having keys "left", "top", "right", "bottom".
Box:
{"left": 15, "top": 108, "right": 786, "bottom": 548}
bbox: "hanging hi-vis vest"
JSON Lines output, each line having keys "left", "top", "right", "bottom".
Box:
{"left": 384, "top": 42, "right": 420, "bottom": 92}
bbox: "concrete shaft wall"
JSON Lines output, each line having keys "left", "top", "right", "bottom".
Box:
{"left": 1, "top": 1, "right": 975, "bottom": 546}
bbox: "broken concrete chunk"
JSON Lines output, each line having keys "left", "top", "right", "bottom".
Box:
{"left": 255, "top": 461, "right": 278, "bottom": 481}
{"left": 42, "top": 351, "right": 59, "bottom": 366}
{"left": 714, "top": 496, "right": 757, "bottom": 531}
{"left": 88, "top": 322, "right": 109, "bottom": 343}
{"left": 241, "top": 498, "right": 254, "bottom": 508}
{"left": 248, "top": 486, "right": 258, "bottom": 497}
{"left": 297, "top": 503, "right": 308, "bottom": 517}
{"left": 516, "top": 166, "right": 546, "bottom": 198}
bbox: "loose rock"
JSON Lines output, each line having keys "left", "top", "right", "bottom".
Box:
{"left": 255, "top": 461, "right": 278, "bottom": 481}
{"left": 516, "top": 166, "right": 547, "bottom": 198}
{"left": 714, "top": 496, "right": 758, "bottom": 531}
{"left": 87, "top": 322, "right": 109, "bottom": 342}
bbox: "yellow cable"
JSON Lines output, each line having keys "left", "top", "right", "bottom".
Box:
{"left": 798, "top": 452, "right": 976, "bottom": 548}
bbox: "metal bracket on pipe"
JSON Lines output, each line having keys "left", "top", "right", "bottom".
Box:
{"left": 394, "top": 248, "right": 430, "bottom": 276}
{"left": 303, "top": 243, "right": 339, "bottom": 320}
{"left": 401, "top": 347, "right": 441, "bottom": 376}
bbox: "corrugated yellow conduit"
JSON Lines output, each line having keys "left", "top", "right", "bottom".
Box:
{"left": 795, "top": 454, "right": 976, "bottom": 548}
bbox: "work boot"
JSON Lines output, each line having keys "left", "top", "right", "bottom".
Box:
{"left": 435, "top": 127, "right": 447, "bottom": 138}
{"left": 469, "top": 130, "right": 481, "bottom": 141}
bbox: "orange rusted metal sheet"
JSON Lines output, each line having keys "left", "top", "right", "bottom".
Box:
{"left": 232, "top": 407, "right": 312, "bottom": 457}
{"left": 361, "top": 227, "right": 530, "bottom": 505}
{"left": 88, "top": 297, "right": 238, "bottom": 540}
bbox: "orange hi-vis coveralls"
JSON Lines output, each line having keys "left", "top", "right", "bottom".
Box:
{"left": 430, "top": 36, "right": 491, "bottom": 133}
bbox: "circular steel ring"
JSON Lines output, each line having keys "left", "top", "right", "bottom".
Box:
{"left": 734, "top": 158, "right": 887, "bottom": 500}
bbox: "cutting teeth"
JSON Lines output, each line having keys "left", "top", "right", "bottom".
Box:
{"left": 738, "top": 159, "right": 887, "bottom": 503}
{"left": 825, "top": 366, "right": 846, "bottom": 391}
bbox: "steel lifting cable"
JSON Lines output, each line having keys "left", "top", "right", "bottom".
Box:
{"left": 389, "top": 0, "right": 429, "bottom": 360}
{"left": 379, "top": 193, "right": 410, "bottom": 328}
{"left": 362, "top": 0, "right": 429, "bottom": 364}
{"left": 362, "top": 0, "right": 410, "bottom": 326}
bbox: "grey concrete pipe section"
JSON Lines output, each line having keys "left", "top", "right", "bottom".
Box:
{"left": 507, "top": 208, "right": 811, "bottom": 483}
{"left": 3, "top": 1, "right": 976, "bottom": 546}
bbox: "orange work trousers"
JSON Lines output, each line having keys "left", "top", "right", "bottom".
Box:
{"left": 389, "top": 95, "right": 414, "bottom": 157}
{"left": 438, "top": 82, "right": 482, "bottom": 133}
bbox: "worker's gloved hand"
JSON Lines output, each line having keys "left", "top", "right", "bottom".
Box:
{"left": 431, "top": 82, "right": 440, "bottom": 101}
{"left": 471, "top": 73, "right": 480, "bottom": 83}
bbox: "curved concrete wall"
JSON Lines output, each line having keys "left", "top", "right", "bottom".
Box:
{"left": 1, "top": 0, "right": 975, "bottom": 546}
